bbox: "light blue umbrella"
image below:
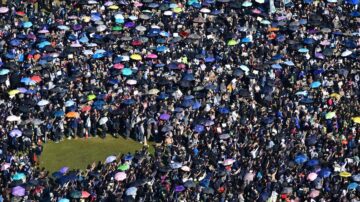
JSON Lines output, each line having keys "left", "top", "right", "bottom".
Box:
{"left": 310, "top": 81, "right": 321, "bottom": 88}
{"left": 0, "top": 69, "right": 10, "bottom": 75}
{"left": 65, "top": 100, "right": 75, "bottom": 107}
{"left": 57, "top": 25, "right": 70, "bottom": 30}
{"left": 283, "top": 60, "right": 295, "bottom": 66}
{"left": 347, "top": 182, "right": 358, "bottom": 190}
{"left": 22, "top": 21, "right": 33, "bottom": 28}
{"left": 121, "top": 68, "right": 132, "bottom": 76}
{"left": 12, "top": 172, "right": 26, "bottom": 181}
{"left": 271, "top": 64, "right": 282, "bottom": 69}
{"left": 298, "top": 48, "right": 309, "bottom": 53}
{"left": 58, "top": 198, "right": 70, "bottom": 202}
{"left": 294, "top": 154, "right": 308, "bottom": 164}
{"left": 37, "top": 41, "right": 51, "bottom": 49}
{"left": 295, "top": 91, "right": 308, "bottom": 96}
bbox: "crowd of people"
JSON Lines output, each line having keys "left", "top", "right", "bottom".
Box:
{"left": 0, "top": 0, "right": 359, "bottom": 201}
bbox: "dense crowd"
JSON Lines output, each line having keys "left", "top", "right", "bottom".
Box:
{"left": 0, "top": 0, "right": 359, "bottom": 201}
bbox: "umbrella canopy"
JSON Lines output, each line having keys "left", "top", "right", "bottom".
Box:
{"left": 12, "top": 186, "right": 25, "bottom": 196}
{"left": 310, "top": 81, "right": 321, "bottom": 88}
{"left": 340, "top": 171, "right": 352, "bottom": 177}
{"left": 307, "top": 172, "right": 318, "bottom": 181}
{"left": 105, "top": 155, "right": 117, "bottom": 163}
{"left": 118, "top": 164, "right": 130, "bottom": 171}
{"left": 325, "top": 111, "right": 336, "bottom": 119}
{"left": 126, "top": 187, "right": 138, "bottom": 196}
{"left": 66, "top": 112, "right": 79, "bottom": 118}
{"left": 115, "top": 172, "right": 127, "bottom": 181}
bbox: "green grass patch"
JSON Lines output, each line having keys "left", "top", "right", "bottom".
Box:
{"left": 39, "top": 136, "right": 154, "bottom": 173}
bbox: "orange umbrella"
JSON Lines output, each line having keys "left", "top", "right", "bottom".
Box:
{"left": 66, "top": 112, "right": 79, "bottom": 118}
{"left": 268, "top": 32, "right": 276, "bottom": 40}
{"left": 268, "top": 27, "right": 280, "bottom": 32}
{"left": 31, "top": 75, "right": 42, "bottom": 83}
{"left": 33, "top": 54, "right": 41, "bottom": 61}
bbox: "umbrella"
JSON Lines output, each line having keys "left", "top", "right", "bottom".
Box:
{"left": 8, "top": 89, "right": 20, "bottom": 95}
{"left": 341, "top": 50, "right": 352, "bottom": 57}
{"left": 318, "top": 167, "right": 332, "bottom": 178}
{"left": 87, "top": 94, "right": 96, "bottom": 101}
{"left": 59, "top": 167, "right": 69, "bottom": 174}
{"left": 99, "top": 117, "right": 108, "bottom": 125}
{"left": 70, "top": 190, "right": 81, "bottom": 198}
{"left": 115, "top": 172, "right": 127, "bottom": 181}
{"left": 12, "top": 172, "right": 26, "bottom": 181}
{"left": 0, "top": 7, "right": 9, "bottom": 13}
{"left": 0, "top": 69, "right": 10, "bottom": 75}
{"left": 202, "top": 187, "right": 214, "bottom": 194}
{"left": 242, "top": 1, "right": 252, "bottom": 6}
{"left": 160, "top": 113, "right": 170, "bottom": 120}
{"left": 227, "top": 39, "right": 238, "bottom": 46}
{"left": 309, "top": 189, "right": 320, "bottom": 198}
{"left": 218, "top": 107, "right": 230, "bottom": 114}
{"left": 122, "top": 68, "right": 133, "bottom": 76}
{"left": 130, "top": 54, "right": 142, "bottom": 60}
{"left": 194, "top": 124, "right": 204, "bottom": 133}
{"left": 340, "top": 171, "right": 352, "bottom": 177}
{"left": 325, "top": 111, "right": 336, "bottom": 119}
{"left": 126, "top": 79, "right": 137, "bottom": 85}
{"left": 118, "top": 164, "right": 130, "bottom": 171}
{"left": 351, "top": 117, "right": 360, "bottom": 124}
{"left": 1, "top": 163, "right": 10, "bottom": 171}
{"left": 23, "top": 21, "right": 33, "bottom": 28}
{"left": 352, "top": 174, "right": 360, "bottom": 182}
{"left": 306, "top": 159, "right": 319, "bottom": 167}
{"left": 307, "top": 172, "right": 318, "bottom": 181}
{"left": 126, "top": 187, "right": 138, "bottom": 196}
{"left": 105, "top": 155, "right": 116, "bottom": 163}
{"left": 65, "top": 100, "right": 75, "bottom": 107}
{"left": 9, "top": 129, "right": 22, "bottom": 138}
{"left": 347, "top": 182, "right": 358, "bottom": 190}
{"left": 148, "top": 88, "right": 160, "bottom": 95}
{"left": 59, "top": 198, "right": 70, "bottom": 202}
{"left": 66, "top": 112, "right": 79, "bottom": 118}
{"left": 12, "top": 186, "right": 25, "bottom": 196}
{"left": 6, "top": 115, "right": 21, "bottom": 122}
{"left": 184, "top": 180, "right": 196, "bottom": 188}
{"left": 175, "top": 185, "right": 185, "bottom": 192}
{"left": 310, "top": 81, "right": 321, "bottom": 88}
{"left": 223, "top": 159, "right": 235, "bottom": 166}
{"left": 37, "top": 100, "right": 50, "bottom": 106}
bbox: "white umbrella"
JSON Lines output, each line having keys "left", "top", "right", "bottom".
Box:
{"left": 126, "top": 79, "right": 137, "bottom": 85}
{"left": 0, "top": 7, "right": 9, "bottom": 13}
{"left": 148, "top": 88, "right": 160, "bottom": 95}
{"left": 240, "top": 65, "right": 249, "bottom": 72}
{"left": 105, "top": 155, "right": 116, "bottom": 163}
{"left": 200, "top": 8, "right": 211, "bottom": 13}
{"left": 96, "top": 25, "right": 107, "bottom": 32}
{"left": 99, "top": 117, "right": 108, "bottom": 125}
{"left": 135, "top": 25, "right": 146, "bottom": 32}
{"left": 341, "top": 50, "right": 352, "bottom": 57}
{"left": 37, "top": 100, "right": 50, "bottom": 106}
{"left": 164, "top": 11, "right": 173, "bottom": 16}
{"left": 83, "top": 50, "right": 94, "bottom": 55}
{"left": 6, "top": 115, "right": 21, "bottom": 122}
{"left": 126, "top": 187, "right": 138, "bottom": 196}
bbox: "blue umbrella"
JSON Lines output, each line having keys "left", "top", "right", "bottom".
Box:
{"left": 12, "top": 172, "right": 26, "bottom": 181}
{"left": 271, "top": 54, "right": 283, "bottom": 60}
{"left": 156, "top": 46, "right": 167, "bottom": 52}
{"left": 271, "top": 64, "right": 282, "bottom": 69}
{"left": 121, "top": 68, "right": 132, "bottom": 76}
{"left": 54, "top": 111, "right": 65, "bottom": 117}
{"left": 20, "top": 77, "right": 32, "bottom": 85}
{"left": 183, "top": 74, "right": 195, "bottom": 81}
{"left": 157, "top": 93, "right": 169, "bottom": 100}
{"left": 318, "top": 167, "right": 332, "bottom": 178}
{"left": 57, "top": 173, "right": 78, "bottom": 185}
{"left": 0, "top": 69, "right": 10, "bottom": 75}
{"left": 10, "top": 39, "right": 21, "bottom": 46}
{"left": 241, "top": 37, "right": 251, "bottom": 43}
{"left": 304, "top": 0, "right": 313, "bottom": 3}
{"left": 306, "top": 159, "right": 320, "bottom": 167}
{"left": 192, "top": 101, "right": 201, "bottom": 109}
{"left": 346, "top": 0, "right": 359, "bottom": 4}
{"left": 92, "top": 53, "right": 104, "bottom": 59}
{"left": 350, "top": 11, "right": 360, "bottom": 17}
{"left": 22, "top": 21, "right": 33, "bottom": 28}
{"left": 37, "top": 41, "right": 51, "bottom": 49}
{"left": 52, "top": 171, "right": 64, "bottom": 179}
{"left": 194, "top": 124, "right": 205, "bottom": 133}
{"left": 295, "top": 154, "right": 308, "bottom": 164}
{"left": 122, "top": 99, "right": 136, "bottom": 105}
{"left": 184, "top": 95, "right": 195, "bottom": 100}
{"left": 310, "top": 81, "right": 321, "bottom": 88}
{"left": 65, "top": 100, "right": 75, "bottom": 107}
{"left": 93, "top": 100, "right": 105, "bottom": 107}
{"left": 5, "top": 52, "right": 15, "bottom": 59}
{"left": 205, "top": 57, "right": 215, "bottom": 62}
{"left": 298, "top": 48, "right": 309, "bottom": 53}
{"left": 182, "top": 99, "right": 194, "bottom": 107}
{"left": 303, "top": 38, "right": 315, "bottom": 45}
{"left": 347, "top": 182, "right": 358, "bottom": 190}
{"left": 160, "top": 113, "right": 170, "bottom": 120}
{"left": 218, "top": 107, "right": 230, "bottom": 114}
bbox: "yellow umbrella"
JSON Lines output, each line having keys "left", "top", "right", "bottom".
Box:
{"left": 8, "top": 89, "right": 20, "bottom": 96}
{"left": 173, "top": 7, "right": 183, "bottom": 13}
{"left": 339, "top": 171, "right": 352, "bottom": 178}
{"left": 130, "top": 54, "right": 142, "bottom": 61}
{"left": 87, "top": 94, "right": 96, "bottom": 101}
{"left": 325, "top": 111, "right": 336, "bottom": 120}
{"left": 227, "top": 39, "right": 238, "bottom": 46}
{"left": 352, "top": 117, "right": 360, "bottom": 124}
{"left": 330, "top": 93, "right": 341, "bottom": 100}
{"left": 109, "top": 5, "right": 119, "bottom": 10}
{"left": 82, "top": 16, "right": 91, "bottom": 22}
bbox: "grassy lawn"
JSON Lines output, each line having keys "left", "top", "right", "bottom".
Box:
{"left": 39, "top": 136, "right": 155, "bottom": 173}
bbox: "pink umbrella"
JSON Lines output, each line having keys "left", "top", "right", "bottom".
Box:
{"left": 244, "top": 172, "right": 255, "bottom": 182}
{"left": 114, "top": 63, "right": 124, "bottom": 69}
{"left": 146, "top": 53, "right": 158, "bottom": 59}
{"left": 82, "top": 191, "right": 90, "bottom": 198}
{"left": 114, "top": 172, "right": 127, "bottom": 181}
{"left": 1, "top": 163, "right": 10, "bottom": 171}
{"left": 38, "top": 29, "right": 49, "bottom": 34}
{"left": 223, "top": 159, "right": 235, "bottom": 166}
{"left": 12, "top": 186, "right": 25, "bottom": 196}
{"left": 0, "top": 7, "right": 9, "bottom": 14}
{"left": 307, "top": 172, "right": 318, "bottom": 181}
{"left": 320, "top": 40, "right": 330, "bottom": 46}
{"left": 308, "top": 189, "right": 320, "bottom": 198}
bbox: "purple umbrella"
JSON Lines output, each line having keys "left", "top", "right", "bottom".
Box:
{"left": 124, "top": 22, "right": 135, "bottom": 28}
{"left": 175, "top": 185, "right": 185, "bottom": 192}
{"left": 159, "top": 113, "right": 170, "bottom": 120}
{"left": 59, "top": 167, "right": 69, "bottom": 174}
{"left": 12, "top": 186, "right": 25, "bottom": 196}
{"left": 315, "top": 52, "right": 324, "bottom": 59}
{"left": 72, "top": 24, "right": 83, "bottom": 31}
{"left": 9, "top": 129, "right": 22, "bottom": 138}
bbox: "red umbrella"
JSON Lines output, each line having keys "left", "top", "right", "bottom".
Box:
{"left": 81, "top": 106, "right": 91, "bottom": 112}
{"left": 81, "top": 191, "right": 90, "bottom": 198}
{"left": 16, "top": 11, "right": 26, "bottom": 16}
{"left": 31, "top": 75, "right": 42, "bottom": 83}
{"left": 114, "top": 63, "right": 124, "bottom": 69}
{"left": 131, "top": 40, "right": 142, "bottom": 46}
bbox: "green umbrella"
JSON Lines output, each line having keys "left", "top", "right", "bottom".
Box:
{"left": 118, "top": 164, "right": 130, "bottom": 171}
{"left": 70, "top": 190, "right": 81, "bottom": 198}
{"left": 112, "top": 26, "right": 123, "bottom": 31}
{"left": 325, "top": 111, "right": 336, "bottom": 119}
{"left": 227, "top": 39, "right": 238, "bottom": 46}
{"left": 87, "top": 94, "right": 96, "bottom": 101}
